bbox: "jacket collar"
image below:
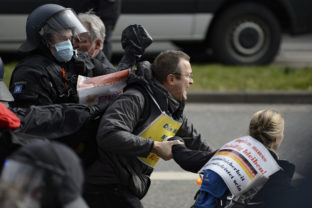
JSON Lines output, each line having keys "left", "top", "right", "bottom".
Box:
{"left": 148, "top": 79, "right": 185, "bottom": 119}
{"left": 127, "top": 63, "right": 185, "bottom": 119}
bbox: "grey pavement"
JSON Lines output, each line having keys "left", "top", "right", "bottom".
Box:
{"left": 142, "top": 103, "right": 312, "bottom": 208}
{"left": 187, "top": 91, "right": 312, "bottom": 104}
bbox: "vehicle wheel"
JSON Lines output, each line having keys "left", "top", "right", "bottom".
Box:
{"left": 210, "top": 3, "right": 281, "bottom": 65}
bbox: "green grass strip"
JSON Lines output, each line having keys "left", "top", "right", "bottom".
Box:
{"left": 3, "top": 62, "right": 312, "bottom": 91}
{"left": 191, "top": 64, "right": 312, "bottom": 91}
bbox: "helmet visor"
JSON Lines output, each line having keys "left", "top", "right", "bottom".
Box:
{"left": 1, "top": 159, "right": 44, "bottom": 208}
{"left": 41, "top": 9, "right": 89, "bottom": 43}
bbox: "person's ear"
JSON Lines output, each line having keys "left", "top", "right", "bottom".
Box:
{"left": 95, "top": 39, "right": 103, "bottom": 50}
{"left": 166, "top": 74, "right": 176, "bottom": 85}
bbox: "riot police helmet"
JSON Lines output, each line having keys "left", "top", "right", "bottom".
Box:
{"left": 19, "top": 4, "right": 89, "bottom": 53}
{"left": 0, "top": 141, "right": 88, "bottom": 208}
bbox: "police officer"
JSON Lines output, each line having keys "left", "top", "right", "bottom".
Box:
{"left": 0, "top": 57, "right": 25, "bottom": 168}
{"left": 1, "top": 56, "right": 109, "bottom": 168}
{"left": 9, "top": 4, "right": 104, "bottom": 107}
{"left": 9, "top": 4, "right": 152, "bottom": 108}
{"left": 0, "top": 141, "right": 88, "bottom": 208}
{"left": 61, "top": 0, "right": 121, "bottom": 61}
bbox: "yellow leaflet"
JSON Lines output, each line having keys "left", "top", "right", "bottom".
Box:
{"left": 138, "top": 113, "right": 182, "bottom": 168}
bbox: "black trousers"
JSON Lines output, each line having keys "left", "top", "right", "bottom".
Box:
{"left": 83, "top": 183, "right": 143, "bottom": 208}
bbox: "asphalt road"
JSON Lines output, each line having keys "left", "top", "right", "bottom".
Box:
{"left": 274, "top": 34, "right": 312, "bottom": 67}
{"left": 142, "top": 103, "right": 312, "bottom": 208}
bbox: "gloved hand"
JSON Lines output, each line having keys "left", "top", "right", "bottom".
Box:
{"left": 88, "top": 99, "right": 112, "bottom": 119}
{"left": 121, "top": 24, "right": 153, "bottom": 58}
{"left": 135, "top": 61, "right": 153, "bottom": 80}
{"left": 71, "top": 51, "right": 94, "bottom": 75}
{"left": 117, "top": 24, "right": 153, "bottom": 71}
{"left": 165, "top": 136, "right": 185, "bottom": 145}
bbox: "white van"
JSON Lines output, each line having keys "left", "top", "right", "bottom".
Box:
{"left": 1, "top": 0, "right": 312, "bottom": 65}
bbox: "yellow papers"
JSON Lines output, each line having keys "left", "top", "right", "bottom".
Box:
{"left": 138, "top": 113, "right": 182, "bottom": 168}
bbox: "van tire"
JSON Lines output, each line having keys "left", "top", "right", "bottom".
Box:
{"left": 210, "top": 2, "right": 281, "bottom": 65}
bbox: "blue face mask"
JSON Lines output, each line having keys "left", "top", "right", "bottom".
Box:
{"left": 52, "top": 40, "right": 74, "bottom": 62}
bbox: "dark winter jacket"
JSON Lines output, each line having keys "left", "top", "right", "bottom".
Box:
{"left": 0, "top": 103, "right": 45, "bottom": 169}
{"left": 86, "top": 63, "right": 212, "bottom": 199}
{"left": 172, "top": 145, "right": 296, "bottom": 208}
{"left": 0, "top": 101, "right": 110, "bottom": 168}
{"left": 15, "top": 101, "right": 113, "bottom": 166}
{"left": 95, "top": 50, "right": 116, "bottom": 72}
{"left": 9, "top": 50, "right": 112, "bottom": 108}
{"left": 246, "top": 153, "right": 295, "bottom": 208}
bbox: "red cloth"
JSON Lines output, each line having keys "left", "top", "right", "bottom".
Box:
{"left": 0, "top": 102, "right": 20, "bottom": 130}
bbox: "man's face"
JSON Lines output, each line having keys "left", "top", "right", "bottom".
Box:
{"left": 167, "top": 58, "right": 194, "bottom": 102}
{"left": 49, "top": 29, "right": 73, "bottom": 51}
{"left": 73, "top": 23, "right": 98, "bottom": 57}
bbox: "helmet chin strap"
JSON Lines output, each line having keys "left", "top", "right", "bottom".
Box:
{"left": 40, "top": 34, "right": 52, "bottom": 50}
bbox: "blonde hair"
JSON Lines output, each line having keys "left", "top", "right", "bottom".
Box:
{"left": 249, "top": 109, "right": 284, "bottom": 149}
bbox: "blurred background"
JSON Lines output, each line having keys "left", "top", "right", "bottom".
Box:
{"left": 0, "top": 0, "right": 312, "bottom": 207}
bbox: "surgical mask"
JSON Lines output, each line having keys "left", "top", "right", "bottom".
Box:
{"left": 52, "top": 40, "right": 74, "bottom": 62}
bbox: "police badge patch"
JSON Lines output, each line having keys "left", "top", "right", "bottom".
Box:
{"left": 13, "top": 84, "right": 23, "bottom": 94}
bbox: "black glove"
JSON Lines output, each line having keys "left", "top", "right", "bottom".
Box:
{"left": 121, "top": 24, "right": 153, "bottom": 58}
{"left": 166, "top": 136, "right": 184, "bottom": 144}
{"left": 117, "top": 53, "right": 136, "bottom": 71}
{"left": 88, "top": 99, "right": 113, "bottom": 119}
{"left": 135, "top": 61, "right": 153, "bottom": 80}
{"left": 117, "top": 24, "right": 153, "bottom": 71}
{"left": 71, "top": 51, "right": 95, "bottom": 75}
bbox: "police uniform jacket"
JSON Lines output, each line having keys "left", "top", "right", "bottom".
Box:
{"left": 9, "top": 49, "right": 115, "bottom": 108}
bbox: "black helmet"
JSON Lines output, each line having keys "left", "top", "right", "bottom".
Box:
{"left": 1, "top": 141, "right": 88, "bottom": 208}
{"left": 19, "top": 4, "right": 88, "bottom": 52}
{"left": 0, "top": 57, "right": 14, "bottom": 102}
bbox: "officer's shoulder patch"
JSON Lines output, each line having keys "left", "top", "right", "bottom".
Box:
{"left": 13, "top": 84, "right": 23, "bottom": 94}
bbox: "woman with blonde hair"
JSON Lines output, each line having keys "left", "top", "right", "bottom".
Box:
{"left": 249, "top": 109, "right": 285, "bottom": 153}
{"left": 171, "top": 109, "right": 295, "bottom": 208}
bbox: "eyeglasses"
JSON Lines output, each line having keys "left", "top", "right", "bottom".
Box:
{"left": 173, "top": 72, "right": 193, "bottom": 80}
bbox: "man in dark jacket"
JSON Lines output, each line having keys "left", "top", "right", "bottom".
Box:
{"left": 75, "top": 11, "right": 115, "bottom": 71}
{"left": 84, "top": 50, "right": 213, "bottom": 208}
{"left": 61, "top": 0, "right": 121, "bottom": 61}
{"left": 9, "top": 4, "right": 112, "bottom": 107}
{"left": 9, "top": 4, "right": 150, "bottom": 108}
{"left": 1, "top": 56, "right": 109, "bottom": 168}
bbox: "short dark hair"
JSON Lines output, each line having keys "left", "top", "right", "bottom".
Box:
{"left": 151, "top": 50, "right": 190, "bottom": 83}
